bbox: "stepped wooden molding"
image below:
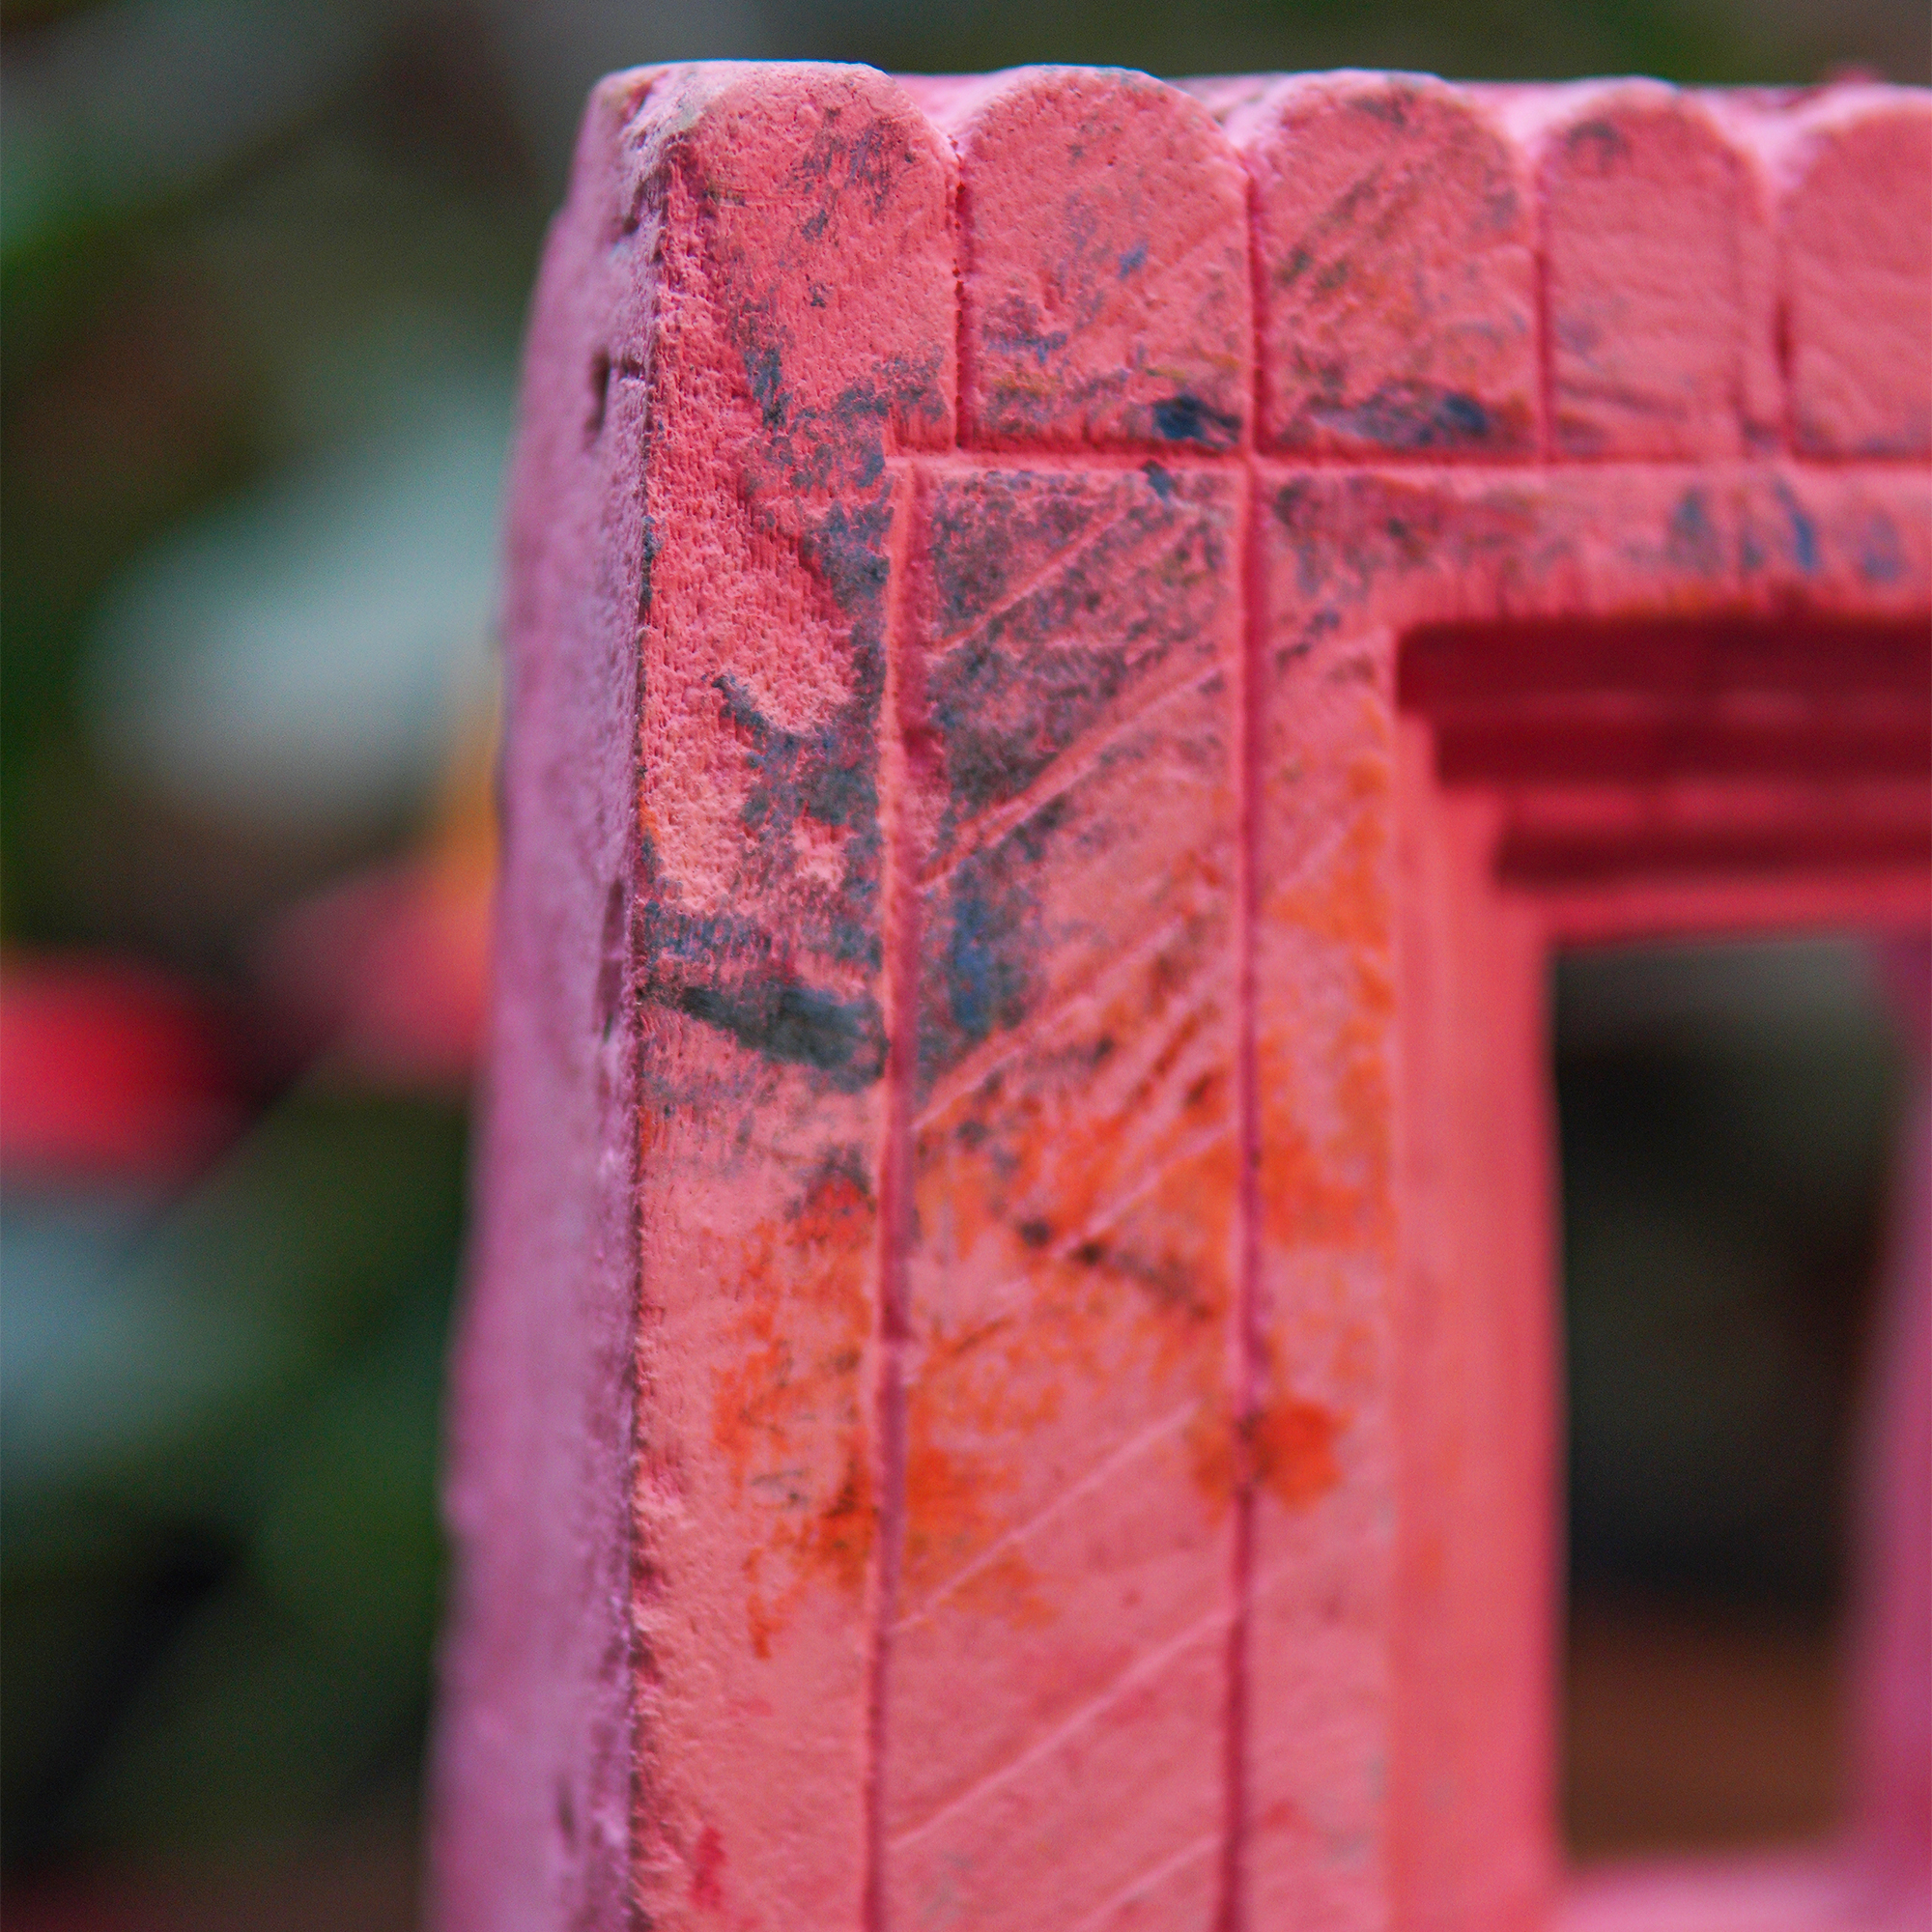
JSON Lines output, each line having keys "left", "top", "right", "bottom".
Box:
{"left": 430, "top": 61, "right": 1932, "bottom": 1932}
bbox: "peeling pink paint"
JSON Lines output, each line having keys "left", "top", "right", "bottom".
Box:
{"left": 430, "top": 63, "right": 1931, "bottom": 1932}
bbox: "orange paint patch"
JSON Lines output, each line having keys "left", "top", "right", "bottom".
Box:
{"left": 1251, "top": 1395, "right": 1343, "bottom": 1508}
{"left": 902, "top": 1403, "right": 1018, "bottom": 1602}
{"left": 906, "top": 1104, "right": 1239, "bottom": 1606}
{"left": 1259, "top": 692, "right": 1396, "bottom": 1263}
{"left": 1191, "top": 1382, "right": 1342, "bottom": 1513}
{"left": 712, "top": 1163, "right": 879, "bottom": 1653}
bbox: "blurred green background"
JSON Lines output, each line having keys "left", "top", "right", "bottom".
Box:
{"left": 3, "top": 1, "right": 1924, "bottom": 1923}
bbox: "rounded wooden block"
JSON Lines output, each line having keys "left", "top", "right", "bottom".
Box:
{"left": 611, "top": 61, "right": 957, "bottom": 449}
{"left": 1779, "top": 87, "right": 1932, "bottom": 460}
{"left": 1233, "top": 71, "right": 1539, "bottom": 459}
{"left": 915, "top": 67, "right": 1250, "bottom": 453}
{"left": 1515, "top": 80, "right": 1762, "bottom": 460}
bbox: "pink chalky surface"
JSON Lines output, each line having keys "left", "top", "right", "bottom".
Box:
{"left": 430, "top": 61, "right": 1932, "bottom": 1932}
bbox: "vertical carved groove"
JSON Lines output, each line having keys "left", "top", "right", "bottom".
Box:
{"left": 1531, "top": 135, "right": 1557, "bottom": 463}
{"left": 1218, "top": 168, "right": 1268, "bottom": 1932}
{"left": 866, "top": 460, "right": 923, "bottom": 1932}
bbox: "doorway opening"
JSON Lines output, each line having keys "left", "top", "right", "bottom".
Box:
{"left": 1553, "top": 935, "right": 1911, "bottom": 1860}
{"left": 1395, "top": 609, "right": 1931, "bottom": 1894}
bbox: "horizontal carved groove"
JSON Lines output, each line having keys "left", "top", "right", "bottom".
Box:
{"left": 1403, "top": 613, "right": 1932, "bottom": 894}
{"left": 1496, "top": 816, "right": 1932, "bottom": 886}
{"left": 1401, "top": 615, "right": 1932, "bottom": 708}
{"left": 1432, "top": 699, "right": 1931, "bottom": 785}
{"left": 1537, "top": 867, "right": 1932, "bottom": 944}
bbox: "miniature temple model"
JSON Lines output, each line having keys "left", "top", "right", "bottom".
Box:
{"left": 430, "top": 63, "right": 1932, "bottom": 1932}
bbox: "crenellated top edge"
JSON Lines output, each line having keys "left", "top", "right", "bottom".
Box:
{"left": 557, "top": 62, "right": 1931, "bottom": 465}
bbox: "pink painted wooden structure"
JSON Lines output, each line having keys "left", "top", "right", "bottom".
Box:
{"left": 428, "top": 64, "right": 1932, "bottom": 1932}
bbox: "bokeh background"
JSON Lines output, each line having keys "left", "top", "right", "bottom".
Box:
{"left": 4, "top": 2, "right": 1927, "bottom": 1924}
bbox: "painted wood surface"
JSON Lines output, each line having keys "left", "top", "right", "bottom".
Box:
{"left": 432, "top": 63, "right": 1932, "bottom": 1932}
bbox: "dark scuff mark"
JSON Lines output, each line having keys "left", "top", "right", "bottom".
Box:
{"left": 715, "top": 671, "right": 880, "bottom": 845}
{"left": 1350, "top": 86, "right": 1414, "bottom": 128}
{"left": 840, "top": 115, "right": 901, "bottom": 216}
{"left": 738, "top": 352, "right": 949, "bottom": 501}
{"left": 1859, "top": 511, "right": 1904, "bottom": 585}
{"left": 788, "top": 108, "right": 909, "bottom": 221}
{"left": 800, "top": 498, "right": 894, "bottom": 616}
{"left": 1666, "top": 489, "right": 1721, "bottom": 577}
{"left": 982, "top": 293, "right": 1072, "bottom": 369}
{"left": 1299, "top": 382, "right": 1523, "bottom": 454}
{"left": 677, "top": 980, "right": 886, "bottom": 1088}
{"left": 1271, "top": 472, "right": 1539, "bottom": 607}
{"left": 919, "top": 834, "right": 1045, "bottom": 1088}
{"left": 633, "top": 892, "right": 883, "bottom": 1092}
{"left": 1153, "top": 392, "right": 1242, "bottom": 450}
{"left": 744, "top": 341, "right": 786, "bottom": 428}
{"left": 1566, "top": 118, "right": 1630, "bottom": 172}
{"left": 932, "top": 610, "right": 1139, "bottom": 822}
{"left": 926, "top": 471, "right": 1099, "bottom": 635}
{"left": 1271, "top": 479, "right": 1331, "bottom": 598}
{"left": 1773, "top": 479, "right": 1820, "bottom": 576}
{"left": 637, "top": 516, "right": 661, "bottom": 616}
{"left": 944, "top": 858, "right": 1032, "bottom": 1047}
{"left": 922, "top": 469, "right": 1232, "bottom": 843}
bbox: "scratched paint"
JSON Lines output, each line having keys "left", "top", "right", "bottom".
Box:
{"left": 883, "top": 451, "right": 1246, "bottom": 1924}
